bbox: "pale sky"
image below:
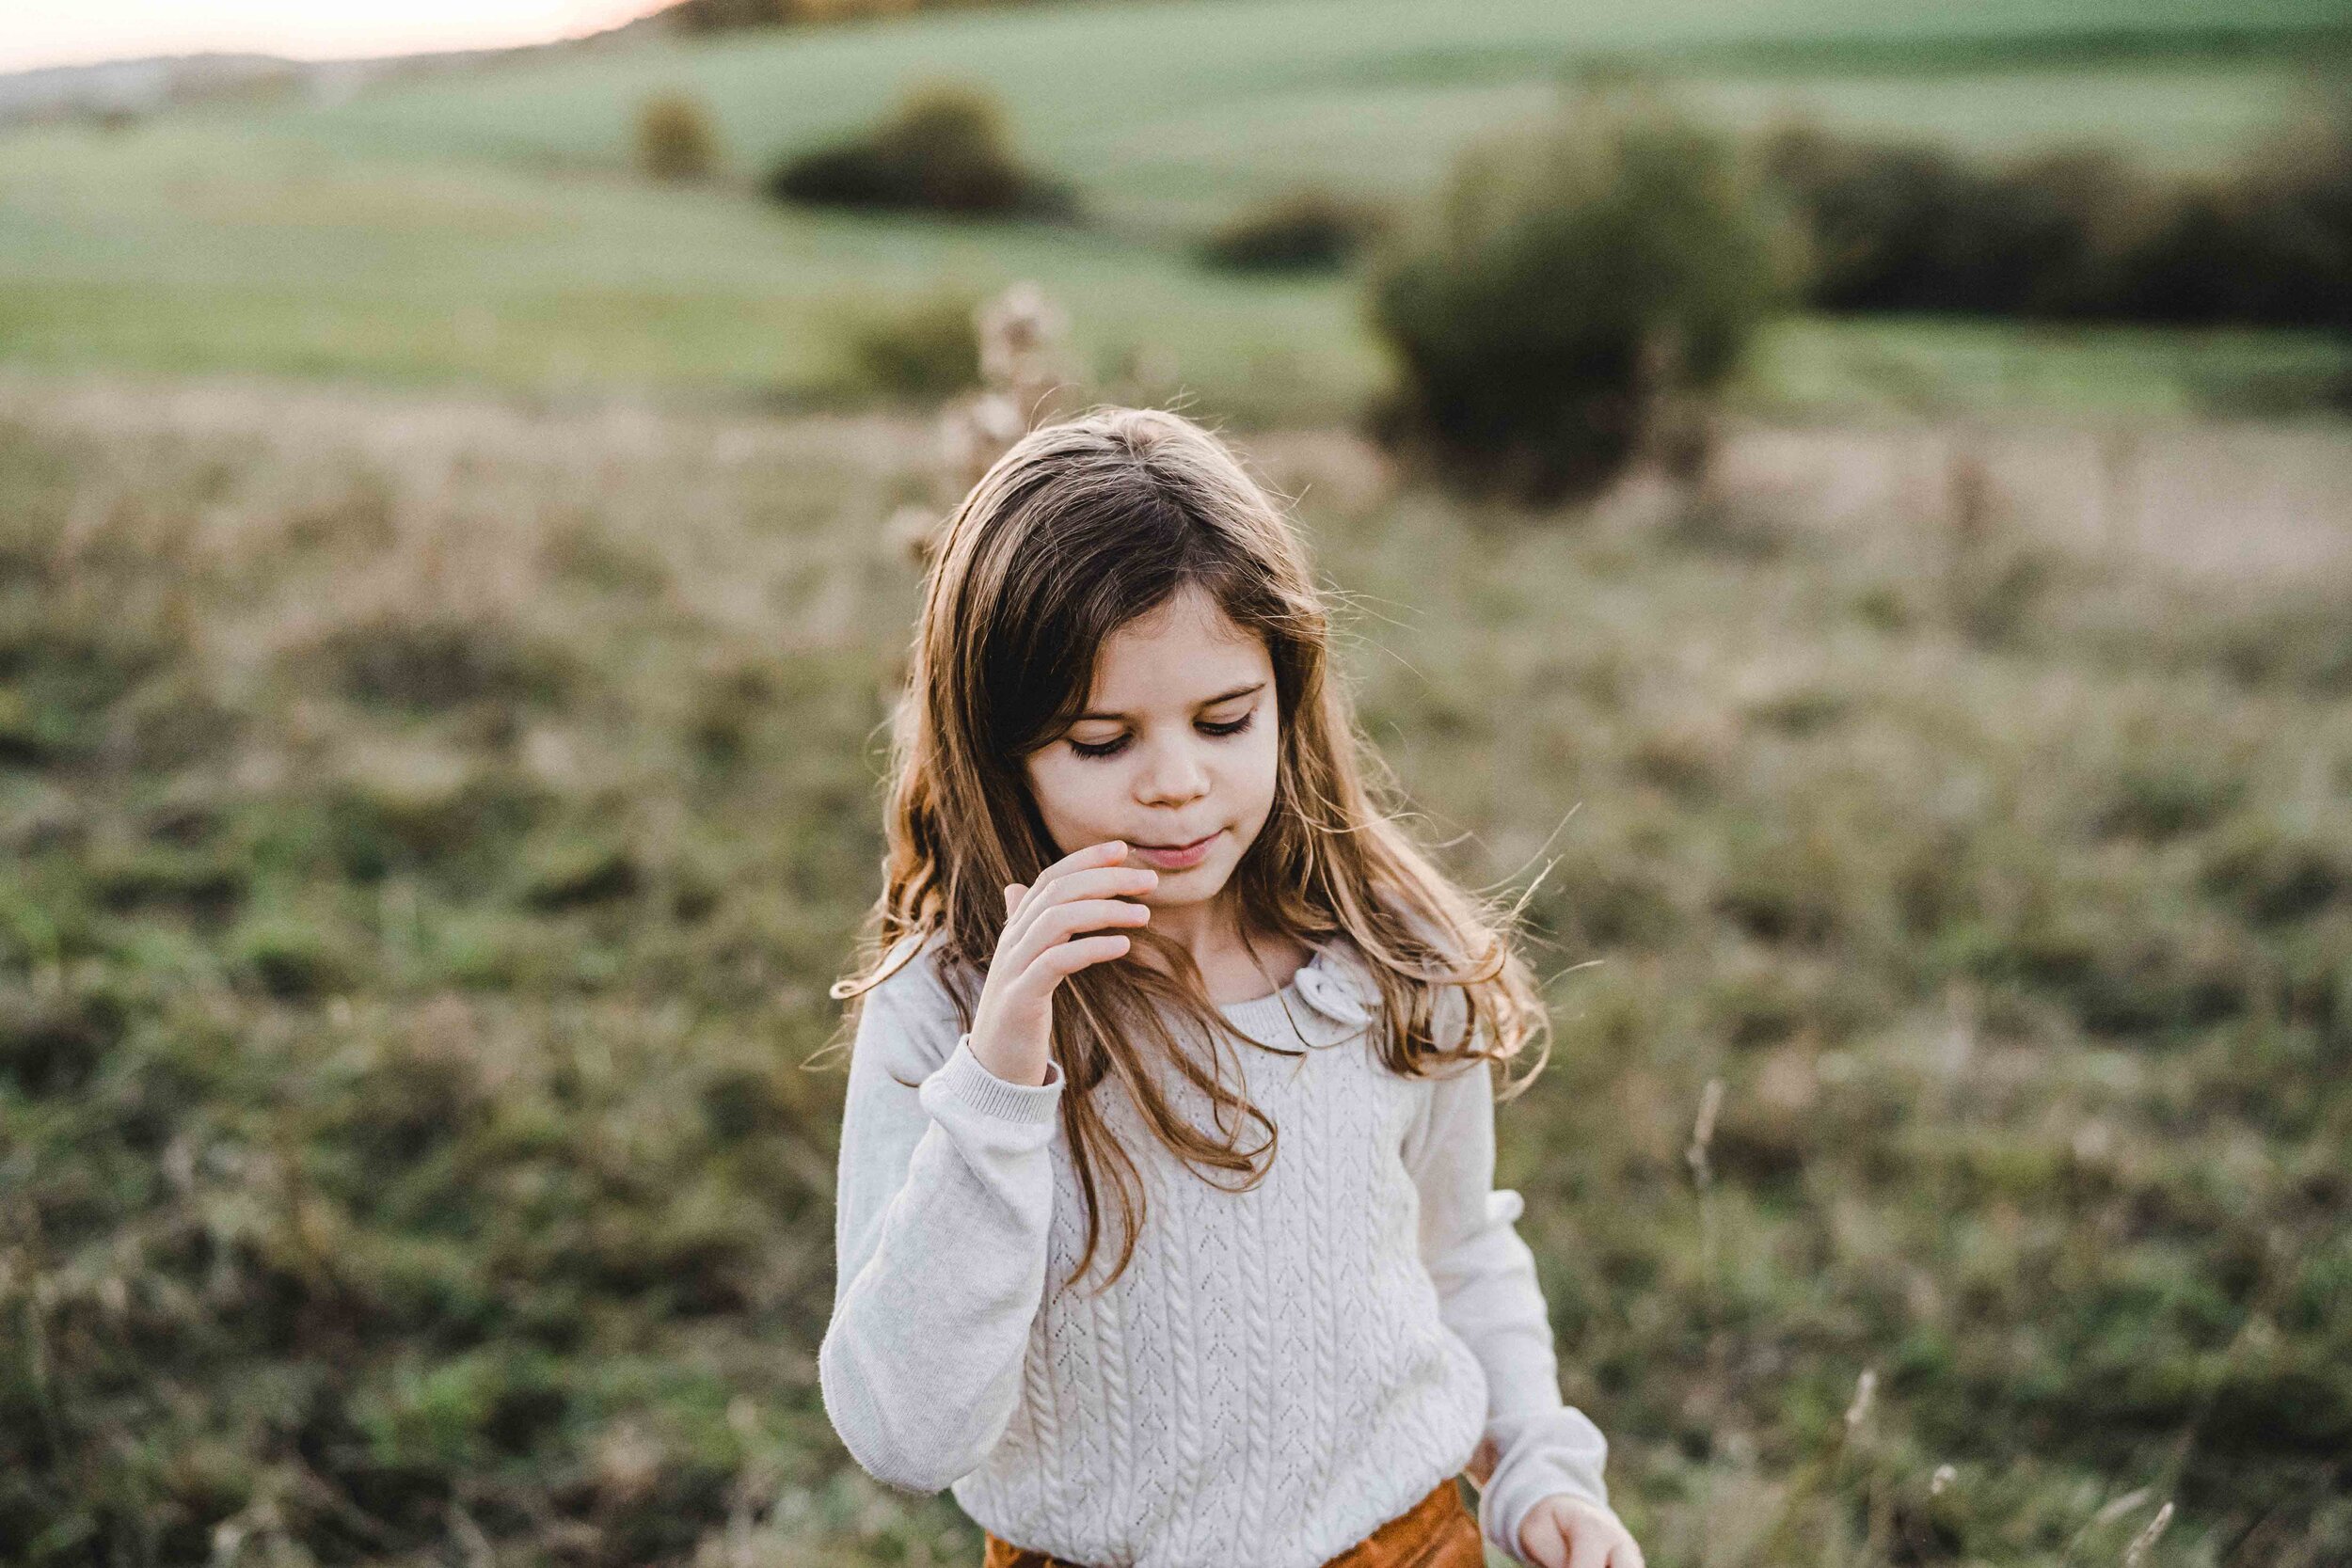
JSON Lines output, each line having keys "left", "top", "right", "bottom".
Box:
{"left": 2, "top": 2, "right": 672, "bottom": 74}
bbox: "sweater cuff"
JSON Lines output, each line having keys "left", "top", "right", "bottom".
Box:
{"left": 1475, "top": 1405, "right": 1614, "bottom": 1563}
{"left": 920, "top": 1032, "right": 1064, "bottom": 1127}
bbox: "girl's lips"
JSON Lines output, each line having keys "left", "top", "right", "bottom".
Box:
{"left": 1131, "top": 830, "right": 1220, "bottom": 870}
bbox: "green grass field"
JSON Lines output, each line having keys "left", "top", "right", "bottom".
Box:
{"left": 4, "top": 369, "right": 2347, "bottom": 1565}
{"left": 1, "top": 0, "right": 2346, "bottom": 421}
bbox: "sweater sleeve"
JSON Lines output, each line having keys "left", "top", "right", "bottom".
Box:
{"left": 1406, "top": 998, "right": 1619, "bottom": 1565}
{"left": 818, "top": 953, "right": 1066, "bottom": 1494}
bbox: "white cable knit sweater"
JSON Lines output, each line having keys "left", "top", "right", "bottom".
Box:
{"left": 818, "top": 927, "right": 1618, "bottom": 1568}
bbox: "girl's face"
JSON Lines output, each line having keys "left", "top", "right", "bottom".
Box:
{"left": 1023, "top": 582, "right": 1280, "bottom": 916}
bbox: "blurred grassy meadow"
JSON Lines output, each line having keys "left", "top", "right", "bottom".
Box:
{"left": 4, "top": 0, "right": 2352, "bottom": 1565}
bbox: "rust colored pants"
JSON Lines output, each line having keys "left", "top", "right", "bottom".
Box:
{"left": 981, "top": 1475, "right": 1485, "bottom": 1568}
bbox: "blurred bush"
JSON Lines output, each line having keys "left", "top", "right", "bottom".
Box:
{"left": 1364, "top": 83, "right": 1784, "bottom": 505}
{"left": 1197, "top": 184, "right": 1394, "bottom": 273}
{"left": 2131, "top": 109, "right": 2352, "bottom": 326}
{"left": 840, "top": 288, "right": 985, "bottom": 399}
{"left": 766, "top": 81, "right": 1077, "bottom": 218}
{"left": 1761, "top": 107, "right": 2352, "bottom": 327}
{"left": 666, "top": 0, "right": 796, "bottom": 26}
{"left": 635, "top": 90, "right": 723, "bottom": 182}
{"left": 668, "top": 0, "right": 939, "bottom": 30}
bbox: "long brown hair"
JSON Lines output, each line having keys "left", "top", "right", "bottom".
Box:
{"left": 826, "top": 405, "right": 1554, "bottom": 1296}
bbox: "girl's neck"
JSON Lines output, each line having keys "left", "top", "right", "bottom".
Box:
{"left": 1147, "top": 888, "right": 1246, "bottom": 972}
{"left": 1147, "top": 896, "right": 1314, "bottom": 1007}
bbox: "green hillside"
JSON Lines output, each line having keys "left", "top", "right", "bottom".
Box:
{"left": 279, "top": 0, "right": 2351, "bottom": 216}
{"left": 0, "top": 0, "right": 2344, "bottom": 420}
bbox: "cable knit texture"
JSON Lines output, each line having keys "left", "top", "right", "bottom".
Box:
{"left": 820, "top": 927, "right": 1618, "bottom": 1568}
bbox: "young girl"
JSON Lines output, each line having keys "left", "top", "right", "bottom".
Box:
{"left": 819, "top": 407, "right": 1644, "bottom": 1568}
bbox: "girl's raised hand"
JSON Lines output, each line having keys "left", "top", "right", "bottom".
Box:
{"left": 968, "top": 840, "right": 1156, "bottom": 1087}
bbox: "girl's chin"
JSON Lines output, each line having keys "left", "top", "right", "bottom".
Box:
{"left": 1138, "top": 869, "right": 1233, "bottom": 908}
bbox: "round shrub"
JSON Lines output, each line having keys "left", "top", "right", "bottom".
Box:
{"left": 636, "top": 91, "right": 722, "bottom": 182}
{"left": 1198, "top": 185, "right": 1393, "bottom": 273}
{"left": 767, "top": 81, "right": 1076, "bottom": 218}
{"left": 1364, "top": 86, "right": 1784, "bottom": 505}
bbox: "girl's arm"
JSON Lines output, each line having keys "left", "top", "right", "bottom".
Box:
{"left": 1406, "top": 999, "right": 1620, "bottom": 1565}
{"left": 818, "top": 955, "right": 1065, "bottom": 1494}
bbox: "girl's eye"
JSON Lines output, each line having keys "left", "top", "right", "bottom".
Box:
{"left": 1068, "top": 712, "right": 1255, "bottom": 760}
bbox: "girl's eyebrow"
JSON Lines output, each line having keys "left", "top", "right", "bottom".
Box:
{"left": 1075, "top": 680, "right": 1265, "bottom": 722}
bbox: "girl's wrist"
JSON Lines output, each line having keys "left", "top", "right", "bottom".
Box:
{"left": 925, "top": 1034, "right": 1064, "bottom": 1127}
{"left": 966, "top": 1032, "right": 1058, "bottom": 1089}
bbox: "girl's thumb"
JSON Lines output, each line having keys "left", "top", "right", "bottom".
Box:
{"left": 1004, "top": 883, "right": 1024, "bottom": 913}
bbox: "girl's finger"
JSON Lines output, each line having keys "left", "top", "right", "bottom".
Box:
{"left": 1001, "top": 867, "right": 1152, "bottom": 952}
{"left": 1026, "top": 839, "right": 1130, "bottom": 902}
{"left": 1518, "top": 1508, "right": 1569, "bottom": 1568}
{"left": 1019, "top": 865, "right": 1156, "bottom": 914}
{"left": 1004, "top": 882, "right": 1025, "bottom": 915}
{"left": 1001, "top": 898, "right": 1150, "bottom": 982}
{"left": 1031, "top": 932, "right": 1131, "bottom": 977}
{"left": 1028, "top": 897, "right": 1152, "bottom": 941}
{"left": 1565, "top": 1524, "right": 1611, "bottom": 1568}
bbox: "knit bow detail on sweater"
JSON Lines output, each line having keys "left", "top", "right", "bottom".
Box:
{"left": 1290, "top": 942, "right": 1379, "bottom": 1028}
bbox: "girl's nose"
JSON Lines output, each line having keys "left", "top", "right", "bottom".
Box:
{"left": 1136, "top": 740, "right": 1209, "bottom": 803}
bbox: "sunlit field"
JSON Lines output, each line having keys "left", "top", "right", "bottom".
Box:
{"left": 4, "top": 366, "right": 2346, "bottom": 1564}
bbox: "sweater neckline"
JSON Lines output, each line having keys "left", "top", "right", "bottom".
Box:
{"left": 1213, "top": 950, "right": 1314, "bottom": 1015}
{"left": 1212, "top": 941, "right": 1375, "bottom": 1038}
{"left": 1214, "top": 935, "right": 1341, "bottom": 1006}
